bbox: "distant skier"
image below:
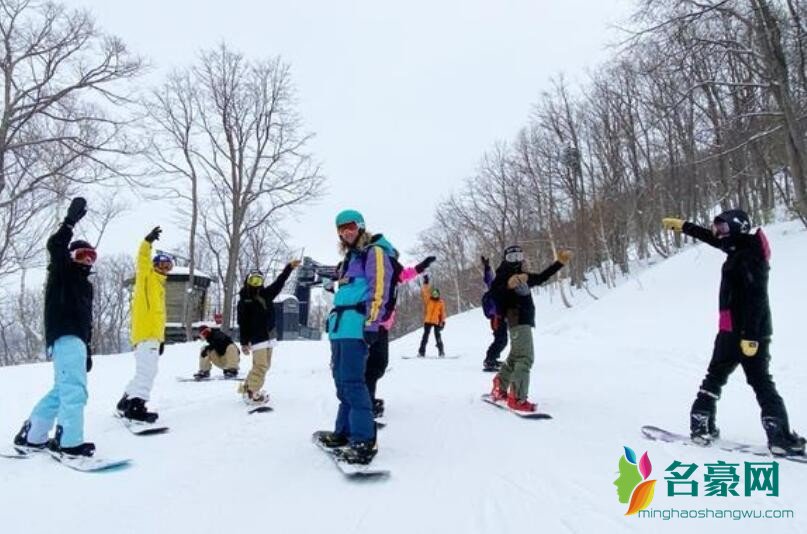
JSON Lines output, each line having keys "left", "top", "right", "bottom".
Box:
{"left": 12, "top": 197, "right": 98, "bottom": 458}
{"left": 417, "top": 274, "right": 446, "bottom": 357}
{"left": 236, "top": 261, "right": 300, "bottom": 404}
{"left": 116, "top": 226, "right": 172, "bottom": 423}
{"left": 369, "top": 254, "right": 436, "bottom": 418}
{"left": 194, "top": 326, "right": 240, "bottom": 380}
{"left": 489, "top": 245, "right": 571, "bottom": 412}
{"left": 315, "top": 209, "right": 396, "bottom": 464}
{"left": 481, "top": 255, "right": 507, "bottom": 371}
{"left": 662, "top": 210, "right": 805, "bottom": 456}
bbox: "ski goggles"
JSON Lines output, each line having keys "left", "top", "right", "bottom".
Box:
{"left": 711, "top": 221, "right": 731, "bottom": 239}
{"left": 246, "top": 272, "right": 264, "bottom": 287}
{"left": 152, "top": 254, "right": 174, "bottom": 272}
{"left": 337, "top": 221, "right": 360, "bottom": 234}
{"left": 71, "top": 247, "right": 97, "bottom": 265}
{"left": 504, "top": 250, "right": 524, "bottom": 263}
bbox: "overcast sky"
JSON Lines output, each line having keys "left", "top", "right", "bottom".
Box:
{"left": 61, "top": 0, "right": 635, "bottom": 268}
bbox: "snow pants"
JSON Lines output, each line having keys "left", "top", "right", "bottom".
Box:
{"left": 691, "top": 332, "right": 789, "bottom": 428}
{"left": 28, "top": 336, "right": 88, "bottom": 447}
{"left": 485, "top": 316, "right": 508, "bottom": 364}
{"left": 200, "top": 344, "right": 241, "bottom": 372}
{"left": 331, "top": 339, "right": 375, "bottom": 443}
{"left": 244, "top": 347, "right": 272, "bottom": 394}
{"left": 495, "top": 325, "right": 534, "bottom": 401}
{"left": 125, "top": 339, "right": 160, "bottom": 401}
{"left": 365, "top": 327, "right": 389, "bottom": 402}
{"left": 418, "top": 323, "right": 444, "bottom": 355}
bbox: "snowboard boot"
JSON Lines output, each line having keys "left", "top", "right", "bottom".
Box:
{"left": 244, "top": 389, "right": 269, "bottom": 406}
{"left": 223, "top": 368, "right": 239, "bottom": 379}
{"left": 49, "top": 425, "right": 95, "bottom": 459}
{"left": 490, "top": 375, "right": 507, "bottom": 401}
{"left": 506, "top": 392, "right": 536, "bottom": 412}
{"left": 193, "top": 369, "right": 211, "bottom": 380}
{"left": 124, "top": 397, "right": 159, "bottom": 424}
{"left": 13, "top": 420, "right": 48, "bottom": 451}
{"left": 483, "top": 359, "right": 501, "bottom": 372}
{"left": 116, "top": 393, "right": 130, "bottom": 417}
{"left": 373, "top": 398, "right": 385, "bottom": 419}
{"left": 315, "top": 431, "right": 349, "bottom": 449}
{"left": 690, "top": 411, "right": 720, "bottom": 445}
{"left": 763, "top": 416, "right": 807, "bottom": 457}
{"left": 437, "top": 345, "right": 445, "bottom": 358}
{"left": 340, "top": 440, "right": 378, "bottom": 465}
{"left": 417, "top": 350, "right": 425, "bottom": 358}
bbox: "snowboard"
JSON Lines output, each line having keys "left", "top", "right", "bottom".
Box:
{"left": 481, "top": 394, "right": 553, "bottom": 419}
{"left": 311, "top": 432, "right": 390, "bottom": 478}
{"left": 247, "top": 405, "right": 273, "bottom": 415}
{"left": 401, "top": 355, "right": 460, "bottom": 360}
{"left": 115, "top": 414, "right": 169, "bottom": 435}
{"left": 0, "top": 445, "right": 41, "bottom": 459}
{"left": 47, "top": 450, "right": 132, "bottom": 472}
{"left": 176, "top": 375, "right": 244, "bottom": 383}
{"left": 641, "top": 425, "right": 807, "bottom": 464}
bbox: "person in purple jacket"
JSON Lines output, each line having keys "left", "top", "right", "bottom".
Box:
{"left": 482, "top": 255, "right": 507, "bottom": 372}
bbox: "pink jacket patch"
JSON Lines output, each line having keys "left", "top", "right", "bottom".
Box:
{"left": 718, "top": 309, "right": 733, "bottom": 332}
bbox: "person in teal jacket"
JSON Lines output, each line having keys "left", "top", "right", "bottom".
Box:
{"left": 314, "top": 209, "right": 396, "bottom": 465}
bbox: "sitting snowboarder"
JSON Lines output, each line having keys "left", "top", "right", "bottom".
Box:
{"left": 194, "top": 326, "right": 240, "bottom": 380}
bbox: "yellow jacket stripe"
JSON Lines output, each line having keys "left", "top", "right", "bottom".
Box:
{"left": 367, "top": 246, "right": 385, "bottom": 323}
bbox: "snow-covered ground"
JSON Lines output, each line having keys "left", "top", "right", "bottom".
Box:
{"left": 2, "top": 221, "right": 806, "bottom": 534}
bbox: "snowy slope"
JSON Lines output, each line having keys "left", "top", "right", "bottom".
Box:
{"left": 2, "top": 222, "right": 807, "bottom": 534}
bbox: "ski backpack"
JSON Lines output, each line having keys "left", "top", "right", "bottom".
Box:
{"left": 361, "top": 238, "right": 404, "bottom": 322}
{"left": 481, "top": 289, "right": 497, "bottom": 319}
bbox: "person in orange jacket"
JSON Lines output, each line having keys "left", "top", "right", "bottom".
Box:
{"left": 417, "top": 274, "right": 446, "bottom": 357}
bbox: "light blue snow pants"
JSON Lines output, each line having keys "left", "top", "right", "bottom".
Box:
{"left": 27, "top": 336, "right": 88, "bottom": 447}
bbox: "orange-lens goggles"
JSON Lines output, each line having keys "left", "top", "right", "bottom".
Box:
{"left": 71, "top": 248, "right": 97, "bottom": 265}
{"left": 337, "top": 221, "right": 359, "bottom": 233}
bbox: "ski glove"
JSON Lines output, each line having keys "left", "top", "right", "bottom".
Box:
{"left": 481, "top": 255, "right": 490, "bottom": 268}
{"left": 64, "top": 197, "right": 88, "bottom": 226}
{"left": 145, "top": 226, "right": 162, "bottom": 243}
{"left": 556, "top": 249, "right": 573, "bottom": 264}
{"left": 423, "top": 274, "right": 430, "bottom": 284}
{"left": 415, "top": 256, "right": 436, "bottom": 273}
{"left": 85, "top": 345, "right": 93, "bottom": 373}
{"left": 740, "top": 339, "right": 759, "bottom": 357}
{"left": 662, "top": 218, "right": 685, "bottom": 232}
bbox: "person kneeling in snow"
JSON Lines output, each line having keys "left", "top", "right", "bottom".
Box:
{"left": 194, "top": 326, "right": 240, "bottom": 380}
{"left": 662, "top": 209, "right": 805, "bottom": 457}
{"left": 489, "top": 245, "right": 571, "bottom": 412}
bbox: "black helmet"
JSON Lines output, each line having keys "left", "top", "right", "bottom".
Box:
{"left": 503, "top": 245, "right": 524, "bottom": 265}
{"left": 714, "top": 209, "right": 751, "bottom": 237}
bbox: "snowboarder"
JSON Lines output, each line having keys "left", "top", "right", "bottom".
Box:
{"left": 315, "top": 209, "right": 396, "bottom": 464}
{"left": 417, "top": 274, "right": 446, "bottom": 357}
{"left": 369, "top": 254, "right": 436, "bottom": 418}
{"left": 481, "top": 255, "right": 507, "bottom": 371}
{"left": 116, "top": 226, "right": 172, "bottom": 423}
{"left": 489, "top": 245, "right": 571, "bottom": 412}
{"left": 194, "top": 326, "right": 240, "bottom": 380}
{"left": 235, "top": 261, "right": 301, "bottom": 404}
{"left": 12, "top": 197, "right": 98, "bottom": 458}
{"left": 662, "top": 210, "right": 805, "bottom": 456}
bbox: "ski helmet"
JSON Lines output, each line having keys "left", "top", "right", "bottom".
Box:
{"left": 68, "top": 240, "right": 97, "bottom": 265}
{"left": 199, "top": 326, "right": 211, "bottom": 339}
{"left": 431, "top": 288, "right": 441, "bottom": 299}
{"left": 503, "top": 245, "right": 524, "bottom": 265}
{"left": 246, "top": 270, "right": 264, "bottom": 287}
{"left": 152, "top": 253, "right": 174, "bottom": 273}
{"left": 713, "top": 209, "right": 751, "bottom": 238}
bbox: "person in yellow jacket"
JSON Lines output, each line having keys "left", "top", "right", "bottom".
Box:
{"left": 417, "top": 274, "right": 446, "bottom": 357}
{"left": 116, "top": 226, "right": 173, "bottom": 424}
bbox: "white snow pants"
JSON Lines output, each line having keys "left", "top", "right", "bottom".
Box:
{"left": 125, "top": 340, "right": 160, "bottom": 400}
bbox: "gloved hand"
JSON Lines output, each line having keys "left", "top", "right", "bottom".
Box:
{"left": 242, "top": 344, "right": 251, "bottom": 355}
{"left": 289, "top": 259, "right": 302, "bottom": 269}
{"left": 556, "top": 250, "right": 573, "bottom": 264}
{"left": 145, "top": 226, "right": 162, "bottom": 243}
{"left": 85, "top": 346, "right": 93, "bottom": 373}
{"left": 65, "top": 197, "right": 88, "bottom": 226}
{"left": 507, "top": 273, "right": 528, "bottom": 289}
{"left": 740, "top": 339, "right": 759, "bottom": 357}
{"left": 423, "top": 274, "right": 430, "bottom": 284}
{"left": 481, "top": 255, "right": 490, "bottom": 268}
{"left": 662, "top": 218, "right": 685, "bottom": 232}
{"left": 364, "top": 330, "right": 380, "bottom": 346}
{"left": 415, "top": 255, "right": 436, "bottom": 273}
{"left": 439, "top": 322, "right": 445, "bottom": 329}
{"left": 323, "top": 279, "right": 335, "bottom": 293}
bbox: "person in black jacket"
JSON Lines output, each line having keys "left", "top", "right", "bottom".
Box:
{"left": 236, "top": 260, "right": 301, "bottom": 404}
{"left": 663, "top": 209, "right": 805, "bottom": 456}
{"left": 193, "top": 326, "right": 240, "bottom": 379}
{"left": 488, "top": 245, "right": 571, "bottom": 412}
{"left": 13, "top": 197, "right": 98, "bottom": 458}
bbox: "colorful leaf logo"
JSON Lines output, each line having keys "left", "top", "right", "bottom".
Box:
{"left": 626, "top": 480, "right": 656, "bottom": 516}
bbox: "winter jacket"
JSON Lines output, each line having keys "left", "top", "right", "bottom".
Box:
{"left": 130, "top": 240, "right": 167, "bottom": 345}
{"left": 204, "top": 328, "right": 237, "bottom": 356}
{"left": 682, "top": 222, "right": 773, "bottom": 340}
{"left": 44, "top": 222, "right": 94, "bottom": 348}
{"left": 421, "top": 282, "right": 446, "bottom": 326}
{"left": 327, "top": 234, "right": 396, "bottom": 340}
{"left": 490, "top": 261, "right": 564, "bottom": 328}
{"left": 237, "top": 263, "right": 294, "bottom": 345}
